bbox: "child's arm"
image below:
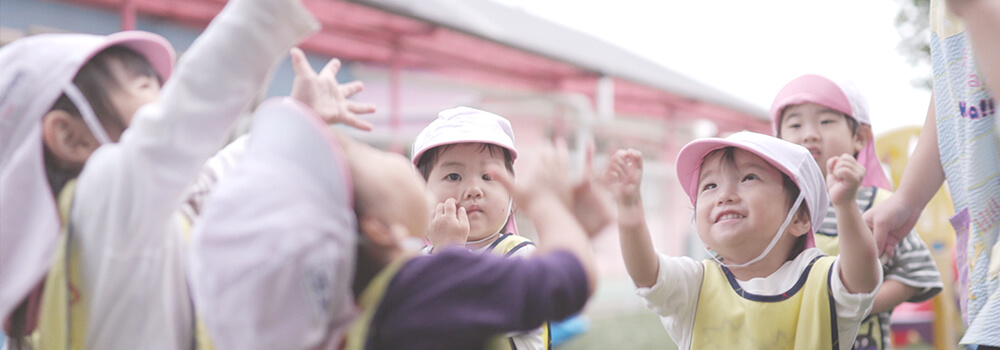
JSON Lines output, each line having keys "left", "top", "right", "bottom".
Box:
{"left": 570, "top": 142, "right": 616, "bottom": 237}
{"left": 604, "top": 149, "right": 659, "bottom": 288}
{"left": 872, "top": 280, "right": 919, "bottom": 313}
{"left": 488, "top": 140, "right": 596, "bottom": 295}
{"left": 863, "top": 98, "right": 945, "bottom": 256}
{"left": 827, "top": 154, "right": 881, "bottom": 294}
{"left": 947, "top": 0, "right": 1000, "bottom": 100}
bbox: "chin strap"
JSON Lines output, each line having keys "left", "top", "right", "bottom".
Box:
{"left": 706, "top": 192, "right": 805, "bottom": 269}
{"left": 63, "top": 83, "right": 111, "bottom": 145}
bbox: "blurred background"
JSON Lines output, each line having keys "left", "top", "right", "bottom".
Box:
{"left": 0, "top": 0, "right": 957, "bottom": 348}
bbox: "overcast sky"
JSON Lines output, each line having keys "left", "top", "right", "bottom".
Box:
{"left": 494, "top": 0, "right": 932, "bottom": 136}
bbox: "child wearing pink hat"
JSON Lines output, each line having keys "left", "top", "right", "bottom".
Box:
{"left": 608, "top": 131, "right": 882, "bottom": 349}
{"left": 0, "top": 0, "right": 322, "bottom": 347}
{"left": 771, "top": 74, "right": 943, "bottom": 350}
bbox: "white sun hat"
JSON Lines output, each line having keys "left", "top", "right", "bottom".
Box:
{"left": 411, "top": 106, "right": 518, "bottom": 166}
{"left": 189, "top": 98, "right": 358, "bottom": 349}
{"left": 411, "top": 106, "right": 520, "bottom": 236}
{"left": 675, "top": 131, "right": 829, "bottom": 257}
{"left": 0, "top": 31, "right": 174, "bottom": 321}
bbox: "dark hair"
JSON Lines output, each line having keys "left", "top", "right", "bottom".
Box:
{"left": 776, "top": 107, "right": 860, "bottom": 139}
{"left": 9, "top": 45, "right": 159, "bottom": 349}
{"left": 701, "top": 147, "right": 809, "bottom": 261}
{"left": 414, "top": 143, "right": 514, "bottom": 180}
{"left": 42, "top": 46, "right": 159, "bottom": 195}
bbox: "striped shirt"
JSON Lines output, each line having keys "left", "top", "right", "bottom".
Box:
{"left": 816, "top": 186, "right": 944, "bottom": 350}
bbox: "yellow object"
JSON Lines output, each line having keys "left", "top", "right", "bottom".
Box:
{"left": 875, "top": 126, "right": 960, "bottom": 350}
{"left": 31, "top": 180, "right": 215, "bottom": 350}
{"left": 691, "top": 256, "right": 838, "bottom": 350}
{"left": 484, "top": 234, "right": 551, "bottom": 349}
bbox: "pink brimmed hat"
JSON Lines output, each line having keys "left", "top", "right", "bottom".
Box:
{"left": 675, "top": 131, "right": 829, "bottom": 248}
{"left": 0, "top": 31, "right": 174, "bottom": 321}
{"left": 769, "top": 74, "right": 893, "bottom": 191}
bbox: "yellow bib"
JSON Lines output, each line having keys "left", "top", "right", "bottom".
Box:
{"left": 483, "top": 234, "right": 550, "bottom": 350}
{"left": 814, "top": 189, "right": 892, "bottom": 350}
{"left": 691, "top": 256, "right": 838, "bottom": 350}
{"left": 29, "top": 180, "right": 215, "bottom": 350}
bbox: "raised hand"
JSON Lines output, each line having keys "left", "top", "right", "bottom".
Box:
{"left": 289, "top": 47, "right": 375, "bottom": 130}
{"left": 428, "top": 198, "right": 469, "bottom": 248}
{"left": 826, "top": 153, "right": 866, "bottom": 208}
{"left": 603, "top": 149, "right": 644, "bottom": 206}
{"left": 487, "top": 139, "right": 572, "bottom": 215}
{"left": 571, "top": 141, "right": 615, "bottom": 237}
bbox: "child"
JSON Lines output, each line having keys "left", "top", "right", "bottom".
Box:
{"left": 0, "top": 0, "right": 321, "bottom": 347}
{"left": 411, "top": 106, "right": 548, "bottom": 349}
{"left": 771, "top": 74, "right": 943, "bottom": 350}
{"left": 608, "top": 131, "right": 882, "bottom": 350}
{"left": 189, "top": 98, "right": 599, "bottom": 349}
{"left": 866, "top": 0, "right": 1000, "bottom": 347}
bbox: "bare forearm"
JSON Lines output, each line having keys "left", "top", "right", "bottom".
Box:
{"left": 530, "top": 195, "right": 597, "bottom": 295}
{"left": 617, "top": 199, "right": 660, "bottom": 288}
{"left": 895, "top": 98, "right": 945, "bottom": 208}
{"left": 835, "top": 202, "right": 881, "bottom": 293}
{"left": 871, "top": 279, "right": 919, "bottom": 314}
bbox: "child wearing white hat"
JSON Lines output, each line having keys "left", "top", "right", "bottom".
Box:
{"left": 0, "top": 0, "right": 321, "bottom": 347}
{"left": 411, "top": 106, "right": 545, "bottom": 349}
{"left": 771, "top": 74, "right": 943, "bottom": 350}
{"left": 607, "top": 131, "right": 882, "bottom": 349}
{"left": 190, "top": 99, "right": 600, "bottom": 349}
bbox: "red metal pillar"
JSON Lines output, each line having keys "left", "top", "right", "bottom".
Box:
{"left": 389, "top": 39, "right": 403, "bottom": 154}
{"left": 120, "top": 0, "right": 136, "bottom": 30}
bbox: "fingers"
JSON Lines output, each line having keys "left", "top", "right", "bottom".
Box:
{"left": 318, "top": 57, "right": 343, "bottom": 80}
{"left": 339, "top": 81, "right": 365, "bottom": 98}
{"left": 457, "top": 207, "right": 469, "bottom": 227}
{"left": 443, "top": 198, "right": 456, "bottom": 217}
{"left": 289, "top": 47, "right": 316, "bottom": 79}
{"left": 486, "top": 164, "right": 516, "bottom": 193}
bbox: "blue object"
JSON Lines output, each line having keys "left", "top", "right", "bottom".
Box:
{"left": 550, "top": 314, "right": 590, "bottom": 346}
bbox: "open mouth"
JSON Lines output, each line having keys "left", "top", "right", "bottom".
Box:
{"left": 715, "top": 212, "right": 745, "bottom": 223}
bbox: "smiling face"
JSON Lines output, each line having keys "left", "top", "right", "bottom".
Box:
{"left": 694, "top": 148, "right": 806, "bottom": 265}
{"left": 778, "top": 102, "right": 866, "bottom": 176}
{"left": 425, "top": 143, "right": 513, "bottom": 242}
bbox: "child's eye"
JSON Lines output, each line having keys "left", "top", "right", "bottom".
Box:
{"left": 701, "top": 183, "right": 717, "bottom": 192}
{"left": 787, "top": 123, "right": 801, "bottom": 129}
{"left": 482, "top": 174, "right": 493, "bottom": 181}
{"left": 445, "top": 173, "right": 461, "bottom": 181}
{"left": 742, "top": 174, "right": 758, "bottom": 182}
{"left": 820, "top": 119, "right": 837, "bottom": 125}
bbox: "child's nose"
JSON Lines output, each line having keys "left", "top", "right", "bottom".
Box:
{"left": 715, "top": 182, "right": 739, "bottom": 205}
{"left": 463, "top": 184, "right": 484, "bottom": 199}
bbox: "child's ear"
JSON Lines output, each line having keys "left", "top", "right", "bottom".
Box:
{"left": 358, "top": 215, "right": 397, "bottom": 248}
{"left": 853, "top": 124, "right": 873, "bottom": 154}
{"left": 789, "top": 208, "right": 811, "bottom": 237}
{"left": 42, "top": 110, "right": 98, "bottom": 168}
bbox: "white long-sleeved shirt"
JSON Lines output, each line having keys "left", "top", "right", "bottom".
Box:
{"left": 636, "top": 248, "right": 881, "bottom": 350}
{"left": 69, "top": 0, "right": 319, "bottom": 348}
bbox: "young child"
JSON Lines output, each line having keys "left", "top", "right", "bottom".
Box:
{"left": 866, "top": 0, "right": 1000, "bottom": 347}
{"left": 608, "top": 131, "right": 882, "bottom": 349}
{"left": 189, "top": 97, "right": 599, "bottom": 349}
{"left": 411, "top": 106, "right": 548, "bottom": 348}
{"left": 771, "top": 74, "right": 943, "bottom": 350}
{"left": 0, "top": 0, "right": 321, "bottom": 347}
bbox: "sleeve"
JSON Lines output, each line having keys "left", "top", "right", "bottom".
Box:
{"left": 76, "top": 0, "right": 320, "bottom": 252}
{"left": 373, "top": 249, "right": 589, "bottom": 349}
{"left": 180, "top": 135, "right": 249, "bottom": 224}
{"left": 830, "top": 258, "right": 882, "bottom": 350}
{"left": 884, "top": 231, "right": 945, "bottom": 303}
{"left": 634, "top": 254, "right": 703, "bottom": 318}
